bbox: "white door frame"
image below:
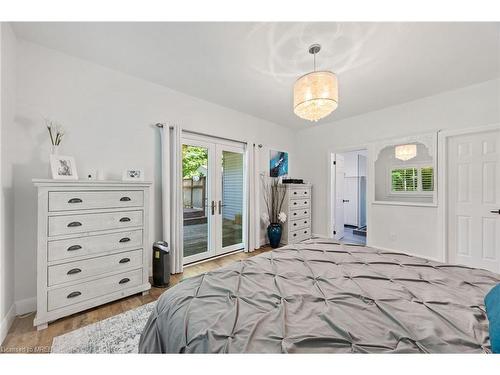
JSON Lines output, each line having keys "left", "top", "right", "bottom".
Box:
{"left": 437, "top": 123, "right": 500, "bottom": 264}
{"left": 327, "top": 145, "right": 370, "bottom": 244}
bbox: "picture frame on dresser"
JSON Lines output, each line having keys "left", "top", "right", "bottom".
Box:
{"left": 32, "top": 179, "right": 152, "bottom": 330}
{"left": 49, "top": 154, "right": 79, "bottom": 180}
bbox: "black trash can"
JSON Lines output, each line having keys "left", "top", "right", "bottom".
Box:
{"left": 152, "top": 241, "right": 170, "bottom": 287}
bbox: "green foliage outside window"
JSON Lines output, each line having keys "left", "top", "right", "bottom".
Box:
{"left": 391, "top": 166, "right": 434, "bottom": 192}
{"left": 391, "top": 168, "right": 418, "bottom": 192}
{"left": 182, "top": 145, "right": 208, "bottom": 178}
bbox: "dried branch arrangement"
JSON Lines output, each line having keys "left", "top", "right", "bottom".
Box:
{"left": 262, "top": 177, "right": 287, "bottom": 224}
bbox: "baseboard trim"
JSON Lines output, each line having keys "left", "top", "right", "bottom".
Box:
{"left": 15, "top": 297, "right": 36, "bottom": 316}
{"left": 0, "top": 304, "right": 16, "bottom": 344}
{"left": 369, "top": 244, "right": 443, "bottom": 263}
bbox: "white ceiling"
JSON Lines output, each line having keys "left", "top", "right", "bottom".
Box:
{"left": 12, "top": 22, "right": 500, "bottom": 129}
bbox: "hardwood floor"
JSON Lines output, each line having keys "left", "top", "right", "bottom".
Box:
{"left": 0, "top": 246, "right": 272, "bottom": 353}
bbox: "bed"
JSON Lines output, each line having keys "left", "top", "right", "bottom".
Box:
{"left": 139, "top": 239, "right": 500, "bottom": 353}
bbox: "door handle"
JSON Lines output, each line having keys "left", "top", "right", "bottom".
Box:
{"left": 343, "top": 199, "right": 349, "bottom": 203}
{"left": 211, "top": 201, "right": 216, "bottom": 215}
{"left": 491, "top": 209, "right": 500, "bottom": 215}
{"left": 218, "top": 200, "right": 226, "bottom": 215}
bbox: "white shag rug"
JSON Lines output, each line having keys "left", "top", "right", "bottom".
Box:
{"left": 51, "top": 302, "right": 156, "bottom": 354}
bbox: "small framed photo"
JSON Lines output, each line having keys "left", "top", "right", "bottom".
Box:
{"left": 122, "top": 168, "right": 144, "bottom": 181}
{"left": 50, "top": 155, "right": 78, "bottom": 180}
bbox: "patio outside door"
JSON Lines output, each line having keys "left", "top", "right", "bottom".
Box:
{"left": 182, "top": 134, "right": 246, "bottom": 264}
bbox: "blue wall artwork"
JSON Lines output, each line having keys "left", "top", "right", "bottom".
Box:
{"left": 270, "top": 150, "right": 288, "bottom": 177}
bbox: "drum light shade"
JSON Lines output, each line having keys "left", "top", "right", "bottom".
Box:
{"left": 395, "top": 144, "right": 417, "bottom": 161}
{"left": 293, "top": 71, "right": 338, "bottom": 122}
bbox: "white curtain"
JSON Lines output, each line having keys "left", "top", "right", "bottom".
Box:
{"left": 160, "top": 124, "right": 183, "bottom": 273}
{"left": 246, "top": 143, "right": 261, "bottom": 252}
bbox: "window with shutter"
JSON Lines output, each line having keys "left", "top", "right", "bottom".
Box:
{"left": 390, "top": 166, "right": 433, "bottom": 194}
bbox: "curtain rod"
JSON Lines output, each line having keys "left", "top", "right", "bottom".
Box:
{"left": 154, "top": 123, "right": 263, "bottom": 148}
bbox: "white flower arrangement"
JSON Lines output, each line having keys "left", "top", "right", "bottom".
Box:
{"left": 278, "top": 212, "right": 287, "bottom": 223}
{"left": 45, "top": 119, "right": 64, "bottom": 146}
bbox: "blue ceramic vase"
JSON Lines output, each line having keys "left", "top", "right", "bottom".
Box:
{"left": 267, "top": 223, "right": 282, "bottom": 248}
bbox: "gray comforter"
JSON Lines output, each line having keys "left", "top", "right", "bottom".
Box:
{"left": 139, "top": 239, "right": 500, "bottom": 353}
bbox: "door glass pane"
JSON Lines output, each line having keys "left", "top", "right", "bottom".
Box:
{"left": 182, "top": 144, "right": 209, "bottom": 258}
{"left": 221, "top": 150, "right": 244, "bottom": 248}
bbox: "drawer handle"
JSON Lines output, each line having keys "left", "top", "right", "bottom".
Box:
{"left": 304, "top": 211, "right": 307, "bottom": 214}
{"left": 293, "top": 212, "right": 297, "bottom": 216}
{"left": 119, "top": 237, "right": 131, "bottom": 243}
{"left": 119, "top": 278, "right": 130, "bottom": 284}
{"left": 293, "top": 233, "right": 297, "bottom": 237}
{"left": 304, "top": 201, "right": 307, "bottom": 204}
{"left": 68, "top": 198, "right": 82, "bottom": 204}
{"left": 119, "top": 217, "right": 131, "bottom": 222}
{"left": 304, "top": 221, "right": 308, "bottom": 224}
{"left": 293, "top": 202, "right": 297, "bottom": 205}
{"left": 67, "top": 221, "right": 82, "bottom": 227}
{"left": 67, "top": 291, "right": 81, "bottom": 299}
{"left": 67, "top": 245, "right": 82, "bottom": 251}
{"left": 120, "top": 197, "right": 131, "bottom": 202}
{"left": 119, "top": 258, "right": 130, "bottom": 264}
{"left": 304, "top": 191, "right": 308, "bottom": 195}
{"left": 293, "top": 191, "right": 297, "bottom": 195}
{"left": 67, "top": 268, "right": 82, "bottom": 275}
{"left": 293, "top": 223, "right": 297, "bottom": 226}
{"left": 304, "top": 230, "right": 308, "bottom": 234}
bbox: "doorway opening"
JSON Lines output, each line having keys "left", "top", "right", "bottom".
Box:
{"left": 181, "top": 132, "right": 247, "bottom": 264}
{"left": 330, "top": 149, "right": 367, "bottom": 245}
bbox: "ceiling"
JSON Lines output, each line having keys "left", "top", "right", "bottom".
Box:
{"left": 12, "top": 22, "right": 500, "bottom": 129}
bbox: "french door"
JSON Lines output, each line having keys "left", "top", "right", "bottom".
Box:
{"left": 182, "top": 133, "right": 246, "bottom": 264}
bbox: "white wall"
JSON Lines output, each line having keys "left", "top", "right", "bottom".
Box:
{"left": 0, "top": 23, "right": 16, "bottom": 343}
{"left": 297, "top": 78, "right": 500, "bottom": 261}
{"left": 11, "top": 40, "right": 297, "bottom": 311}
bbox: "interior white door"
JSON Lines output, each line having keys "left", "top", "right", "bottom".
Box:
{"left": 344, "top": 177, "right": 358, "bottom": 226}
{"left": 334, "top": 154, "right": 345, "bottom": 240}
{"left": 447, "top": 129, "right": 500, "bottom": 273}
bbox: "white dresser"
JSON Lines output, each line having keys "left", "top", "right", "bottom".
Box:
{"left": 33, "top": 180, "right": 152, "bottom": 330}
{"left": 281, "top": 184, "right": 312, "bottom": 245}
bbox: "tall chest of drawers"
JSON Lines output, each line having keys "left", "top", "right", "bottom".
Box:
{"left": 281, "top": 184, "right": 312, "bottom": 245}
{"left": 33, "top": 180, "right": 152, "bottom": 330}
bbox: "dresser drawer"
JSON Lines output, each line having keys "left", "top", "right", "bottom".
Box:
{"left": 48, "top": 229, "right": 143, "bottom": 262}
{"left": 48, "top": 210, "right": 143, "bottom": 237}
{"left": 289, "top": 199, "right": 310, "bottom": 209}
{"left": 289, "top": 208, "right": 310, "bottom": 220}
{"left": 288, "top": 228, "right": 311, "bottom": 243}
{"left": 289, "top": 188, "right": 310, "bottom": 199}
{"left": 289, "top": 217, "right": 310, "bottom": 231}
{"left": 48, "top": 249, "right": 143, "bottom": 287}
{"left": 48, "top": 268, "right": 143, "bottom": 311}
{"left": 48, "top": 190, "right": 143, "bottom": 212}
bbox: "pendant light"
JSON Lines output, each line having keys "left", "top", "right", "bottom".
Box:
{"left": 395, "top": 144, "right": 417, "bottom": 161}
{"left": 293, "top": 44, "right": 338, "bottom": 122}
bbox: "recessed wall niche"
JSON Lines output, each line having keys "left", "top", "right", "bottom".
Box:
{"left": 373, "top": 133, "right": 437, "bottom": 206}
